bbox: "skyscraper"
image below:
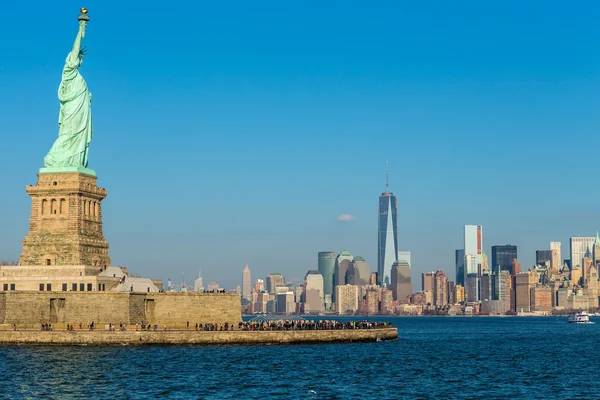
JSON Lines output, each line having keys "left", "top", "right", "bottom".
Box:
{"left": 550, "top": 242, "right": 561, "bottom": 269}
{"left": 397, "top": 251, "right": 411, "bottom": 266}
{"left": 455, "top": 249, "right": 465, "bottom": 286}
{"left": 391, "top": 259, "right": 412, "bottom": 303}
{"left": 594, "top": 233, "right": 600, "bottom": 266}
{"left": 462, "top": 225, "right": 482, "bottom": 301}
{"left": 345, "top": 256, "right": 371, "bottom": 286}
{"left": 318, "top": 251, "right": 335, "bottom": 297}
{"left": 570, "top": 237, "right": 595, "bottom": 269}
{"left": 266, "top": 273, "right": 285, "bottom": 294}
{"left": 335, "top": 284, "right": 359, "bottom": 315}
{"left": 303, "top": 270, "right": 324, "bottom": 313}
{"left": 583, "top": 256, "right": 594, "bottom": 284}
{"left": 276, "top": 291, "right": 295, "bottom": 314}
{"left": 447, "top": 281, "right": 456, "bottom": 304}
{"left": 242, "top": 264, "right": 251, "bottom": 301}
{"left": 455, "top": 284, "right": 465, "bottom": 303}
{"left": 464, "top": 225, "right": 482, "bottom": 284}
{"left": 535, "top": 250, "right": 552, "bottom": 267}
{"left": 434, "top": 270, "right": 448, "bottom": 307}
{"left": 194, "top": 270, "right": 204, "bottom": 293}
{"left": 254, "top": 279, "right": 265, "bottom": 293}
{"left": 465, "top": 272, "right": 479, "bottom": 303}
{"left": 422, "top": 271, "right": 435, "bottom": 292}
{"left": 482, "top": 252, "right": 489, "bottom": 273}
{"left": 515, "top": 271, "right": 538, "bottom": 312}
{"left": 377, "top": 163, "right": 399, "bottom": 286}
{"left": 334, "top": 250, "right": 353, "bottom": 287}
{"left": 480, "top": 271, "right": 494, "bottom": 301}
{"left": 497, "top": 270, "right": 512, "bottom": 313}
{"left": 512, "top": 259, "right": 521, "bottom": 276}
{"left": 491, "top": 245, "right": 518, "bottom": 275}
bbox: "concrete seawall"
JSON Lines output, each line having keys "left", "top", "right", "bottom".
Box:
{"left": 0, "top": 328, "right": 398, "bottom": 346}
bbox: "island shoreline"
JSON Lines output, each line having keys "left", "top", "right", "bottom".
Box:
{"left": 0, "top": 327, "right": 398, "bottom": 346}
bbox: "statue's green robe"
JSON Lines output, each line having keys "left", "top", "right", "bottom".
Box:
{"left": 44, "top": 52, "right": 93, "bottom": 168}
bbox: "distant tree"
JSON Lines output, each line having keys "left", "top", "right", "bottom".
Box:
{"left": 0, "top": 260, "right": 18, "bottom": 266}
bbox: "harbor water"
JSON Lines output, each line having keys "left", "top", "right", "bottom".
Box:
{"left": 0, "top": 316, "right": 597, "bottom": 399}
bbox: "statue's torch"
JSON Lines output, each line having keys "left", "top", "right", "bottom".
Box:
{"left": 78, "top": 8, "right": 89, "bottom": 38}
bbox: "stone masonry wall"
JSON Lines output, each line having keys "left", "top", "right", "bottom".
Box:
{"left": 0, "top": 292, "right": 130, "bottom": 325}
{"left": 145, "top": 293, "right": 241, "bottom": 325}
{"left": 20, "top": 172, "right": 110, "bottom": 267}
{"left": 129, "top": 293, "right": 146, "bottom": 323}
{"left": 0, "top": 292, "right": 241, "bottom": 326}
{"left": 0, "top": 294, "right": 5, "bottom": 323}
{"left": 0, "top": 328, "right": 399, "bottom": 345}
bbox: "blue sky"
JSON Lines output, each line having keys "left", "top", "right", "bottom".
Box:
{"left": 1, "top": 1, "right": 600, "bottom": 289}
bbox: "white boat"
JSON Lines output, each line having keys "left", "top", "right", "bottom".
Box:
{"left": 568, "top": 311, "right": 595, "bottom": 324}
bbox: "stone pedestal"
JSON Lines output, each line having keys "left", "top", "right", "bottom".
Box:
{"left": 19, "top": 172, "right": 111, "bottom": 267}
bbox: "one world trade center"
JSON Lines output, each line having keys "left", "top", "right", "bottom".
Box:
{"left": 377, "top": 163, "right": 399, "bottom": 286}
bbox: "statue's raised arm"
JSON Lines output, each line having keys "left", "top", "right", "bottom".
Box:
{"left": 69, "top": 20, "right": 87, "bottom": 66}
{"left": 42, "top": 8, "right": 95, "bottom": 173}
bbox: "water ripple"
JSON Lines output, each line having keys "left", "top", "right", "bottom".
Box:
{"left": 1, "top": 317, "right": 598, "bottom": 399}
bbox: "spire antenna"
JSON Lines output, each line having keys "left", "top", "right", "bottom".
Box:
{"left": 386, "top": 161, "right": 389, "bottom": 192}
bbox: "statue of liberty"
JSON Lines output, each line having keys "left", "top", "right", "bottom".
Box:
{"left": 43, "top": 9, "right": 93, "bottom": 172}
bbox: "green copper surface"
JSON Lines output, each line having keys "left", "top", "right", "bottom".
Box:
{"left": 43, "top": 14, "right": 93, "bottom": 170}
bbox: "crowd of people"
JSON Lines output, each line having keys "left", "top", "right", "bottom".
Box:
{"left": 195, "top": 322, "right": 234, "bottom": 331}
{"left": 35, "top": 321, "right": 125, "bottom": 332}
{"left": 28, "top": 319, "right": 391, "bottom": 332}
{"left": 238, "top": 320, "right": 392, "bottom": 331}
{"left": 40, "top": 323, "right": 53, "bottom": 331}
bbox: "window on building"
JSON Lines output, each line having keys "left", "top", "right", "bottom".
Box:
{"left": 46, "top": 259, "right": 51, "bottom": 266}
{"left": 10, "top": 284, "right": 15, "bottom": 290}
{"left": 72, "top": 283, "right": 77, "bottom": 291}
{"left": 46, "top": 284, "right": 52, "bottom": 291}
{"left": 79, "top": 283, "right": 85, "bottom": 292}
{"left": 39, "top": 283, "right": 44, "bottom": 291}
{"left": 87, "top": 283, "right": 92, "bottom": 291}
{"left": 4, "top": 284, "right": 9, "bottom": 291}
{"left": 62, "top": 283, "right": 67, "bottom": 291}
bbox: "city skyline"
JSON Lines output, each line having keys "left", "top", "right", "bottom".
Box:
{"left": 2, "top": 2, "right": 600, "bottom": 288}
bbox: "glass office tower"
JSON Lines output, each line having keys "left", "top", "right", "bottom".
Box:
{"left": 378, "top": 191, "right": 399, "bottom": 286}
{"left": 318, "top": 251, "right": 335, "bottom": 296}
{"left": 491, "top": 245, "right": 518, "bottom": 275}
